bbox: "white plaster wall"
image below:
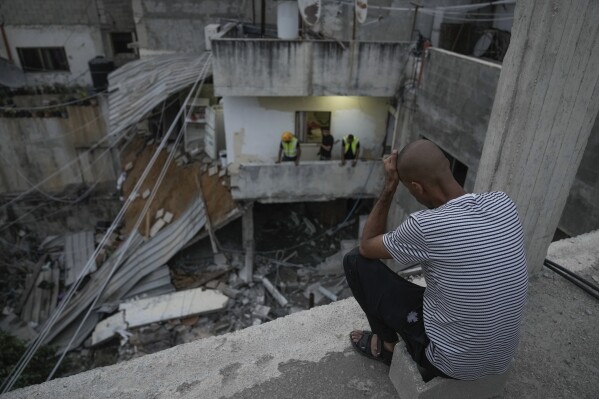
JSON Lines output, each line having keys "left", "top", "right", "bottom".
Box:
{"left": 223, "top": 96, "right": 389, "bottom": 168}
{"left": 2, "top": 25, "right": 104, "bottom": 86}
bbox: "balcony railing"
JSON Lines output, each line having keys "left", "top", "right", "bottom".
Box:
{"left": 230, "top": 160, "right": 384, "bottom": 202}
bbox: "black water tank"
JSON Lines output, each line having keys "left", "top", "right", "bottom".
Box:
{"left": 88, "top": 56, "right": 115, "bottom": 92}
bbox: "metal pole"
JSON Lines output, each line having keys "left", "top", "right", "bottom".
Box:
{"left": 410, "top": 2, "right": 421, "bottom": 41}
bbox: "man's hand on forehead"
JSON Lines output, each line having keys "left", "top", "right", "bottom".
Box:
{"left": 383, "top": 150, "right": 400, "bottom": 191}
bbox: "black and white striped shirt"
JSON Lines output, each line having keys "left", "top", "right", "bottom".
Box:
{"left": 383, "top": 192, "right": 528, "bottom": 380}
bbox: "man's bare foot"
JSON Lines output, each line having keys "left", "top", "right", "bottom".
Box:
{"left": 350, "top": 330, "right": 397, "bottom": 358}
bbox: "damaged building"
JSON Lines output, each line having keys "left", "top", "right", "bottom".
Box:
{"left": 1, "top": 0, "right": 599, "bottom": 396}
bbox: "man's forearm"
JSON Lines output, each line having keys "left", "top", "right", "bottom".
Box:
{"left": 361, "top": 186, "right": 396, "bottom": 241}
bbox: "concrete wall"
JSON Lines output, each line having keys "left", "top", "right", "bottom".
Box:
{"left": 0, "top": 0, "right": 99, "bottom": 25}
{"left": 132, "top": 0, "right": 255, "bottom": 56}
{"left": 223, "top": 96, "right": 389, "bottom": 169}
{"left": 390, "top": 47, "right": 599, "bottom": 237}
{"left": 0, "top": 25, "right": 105, "bottom": 86}
{"left": 231, "top": 161, "right": 384, "bottom": 202}
{"left": 398, "top": 48, "right": 501, "bottom": 192}
{"left": 212, "top": 39, "right": 410, "bottom": 97}
{"left": 0, "top": 100, "right": 118, "bottom": 194}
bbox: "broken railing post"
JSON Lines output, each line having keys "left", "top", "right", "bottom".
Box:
{"left": 241, "top": 203, "right": 254, "bottom": 282}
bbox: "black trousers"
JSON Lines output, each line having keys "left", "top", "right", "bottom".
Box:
{"left": 343, "top": 247, "right": 451, "bottom": 379}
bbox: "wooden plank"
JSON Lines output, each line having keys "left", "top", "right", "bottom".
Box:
{"left": 120, "top": 288, "right": 228, "bottom": 328}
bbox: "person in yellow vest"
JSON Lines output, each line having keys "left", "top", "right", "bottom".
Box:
{"left": 276, "top": 131, "right": 301, "bottom": 165}
{"left": 341, "top": 134, "right": 360, "bottom": 167}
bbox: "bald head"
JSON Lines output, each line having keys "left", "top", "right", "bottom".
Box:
{"left": 397, "top": 139, "right": 452, "bottom": 185}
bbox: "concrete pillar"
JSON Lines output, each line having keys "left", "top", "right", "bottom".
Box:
{"left": 474, "top": 1, "right": 599, "bottom": 275}
{"left": 241, "top": 203, "right": 254, "bottom": 282}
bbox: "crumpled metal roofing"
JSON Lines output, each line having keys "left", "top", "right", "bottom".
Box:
{"left": 107, "top": 53, "right": 211, "bottom": 136}
{"left": 45, "top": 197, "right": 207, "bottom": 351}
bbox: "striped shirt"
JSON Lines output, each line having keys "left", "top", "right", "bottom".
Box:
{"left": 383, "top": 192, "right": 528, "bottom": 380}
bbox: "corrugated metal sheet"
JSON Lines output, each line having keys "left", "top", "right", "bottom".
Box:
{"left": 64, "top": 231, "right": 96, "bottom": 287}
{"left": 45, "top": 198, "right": 207, "bottom": 351}
{"left": 123, "top": 265, "right": 174, "bottom": 300}
{"left": 107, "top": 53, "right": 211, "bottom": 136}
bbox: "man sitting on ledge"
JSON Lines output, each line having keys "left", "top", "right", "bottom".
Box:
{"left": 345, "top": 139, "right": 528, "bottom": 381}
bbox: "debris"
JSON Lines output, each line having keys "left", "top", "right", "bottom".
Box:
{"left": 116, "top": 171, "right": 127, "bottom": 191}
{"left": 142, "top": 189, "right": 151, "bottom": 199}
{"left": 261, "top": 277, "right": 289, "bottom": 307}
{"left": 125, "top": 161, "right": 134, "bottom": 171}
{"left": 218, "top": 169, "right": 226, "bottom": 177}
{"left": 318, "top": 285, "right": 338, "bottom": 302}
{"left": 121, "top": 288, "right": 228, "bottom": 329}
{"left": 208, "top": 166, "right": 218, "bottom": 176}
{"left": 155, "top": 208, "right": 165, "bottom": 219}
{"left": 92, "top": 311, "right": 127, "bottom": 346}
{"left": 217, "top": 282, "right": 240, "bottom": 299}
{"left": 205, "top": 280, "right": 220, "bottom": 289}
{"left": 163, "top": 212, "right": 174, "bottom": 224}
{"left": 252, "top": 305, "right": 271, "bottom": 319}
{"left": 149, "top": 219, "right": 167, "bottom": 237}
{"left": 303, "top": 217, "right": 316, "bottom": 235}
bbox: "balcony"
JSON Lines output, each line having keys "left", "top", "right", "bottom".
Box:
{"left": 230, "top": 161, "right": 384, "bottom": 202}
{"left": 211, "top": 25, "right": 410, "bottom": 97}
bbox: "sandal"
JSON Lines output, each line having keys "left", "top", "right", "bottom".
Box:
{"left": 349, "top": 330, "right": 393, "bottom": 366}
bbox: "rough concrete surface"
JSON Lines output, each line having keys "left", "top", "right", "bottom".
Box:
{"left": 3, "top": 234, "right": 599, "bottom": 398}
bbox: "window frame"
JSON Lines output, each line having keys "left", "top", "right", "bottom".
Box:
{"left": 16, "top": 47, "right": 70, "bottom": 72}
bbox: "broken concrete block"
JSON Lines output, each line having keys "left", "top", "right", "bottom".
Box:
{"left": 218, "top": 169, "right": 226, "bottom": 177}
{"left": 213, "top": 253, "right": 227, "bottom": 266}
{"left": 149, "top": 219, "right": 166, "bottom": 237}
{"left": 175, "top": 155, "right": 189, "bottom": 166}
{"left": 119, "top": 288, "right": 229, "bottom": 328}
{"left": 205, "top": 280, "right": 220, "bottom": 290}
{"left": 389, "top": 344, "right": 510, "bottom": 399}
{"left": 142, "top": 189, "right": 151, "bottom": 200}
{"left": 217, "top": 282, "right": 240, "bottom": 299}
{"left": 155, "top": 208, "right": 165, "bottom": 219}
{"left": 208, "top": 166, "right": 218, "bottom": 176}
{"left": 125, "top": 161, "right": 134, "bottom": 171}
{"left": 92, "top": 311, "right": 127, "bottom": 346}
{"left": 163, "top": 212, "right": 174, "bottom": 223}
{"left": 252, "top": 305, "right": 271, "bottom": 319}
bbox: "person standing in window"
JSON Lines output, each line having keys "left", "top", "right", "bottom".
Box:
{"left": 276, "top": 131, "right": 301, "bottom": 165}
{"left": 341, "top": 134, "right": 360, "bottom": 167}
{"left": 318, "top": 129, "right": 334, "bottom": 160}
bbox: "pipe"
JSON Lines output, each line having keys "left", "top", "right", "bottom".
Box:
{"left": 544, "top": 260, "right": 599, "bottom": 301}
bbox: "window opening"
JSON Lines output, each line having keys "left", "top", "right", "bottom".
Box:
{"left": 17, "top": 47, "right": 69, "bottom": 72}
{"left": 111, "top": 32, "right": 135, "bottom": 54}
{"left": 295, "top": 111, "right": 332, "bottom": 144}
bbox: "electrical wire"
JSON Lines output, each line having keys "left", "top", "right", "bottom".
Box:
{"left": 0, "top": 54, "right": 211, "bottom": 393}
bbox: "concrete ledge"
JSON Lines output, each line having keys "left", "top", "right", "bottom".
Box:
{"left": 230, "top": 161, "right": 384, "bottom": 202}
{"left": 389, "top": 345, "right": 509, "bottom": 399}
{"left": 3, "top": 299, "right": 371, "bottom": 399}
